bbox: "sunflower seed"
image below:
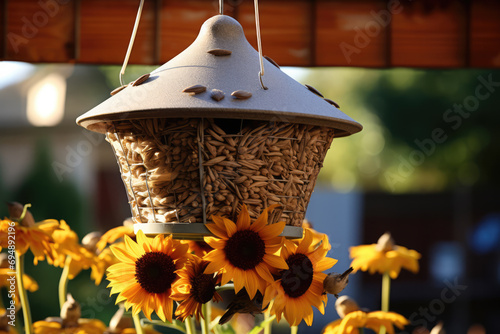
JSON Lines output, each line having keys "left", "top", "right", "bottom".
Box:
{"left": 324, "top": 98, "right": 340, "bottom": 108}
{"left": 106, "top": 118, "right": 336, "bottom": 227}
{"left": 182, "top": 85, "right": 207, "bottom": 94}
{"left": 110, "top": 85, "right": 128, "bottom": 96}
{"left": 305, "top": 84, "right": 324, "bottom": 98}
{"left": 207, "top": 49, "right": 232, "bottom": 56}
{"left": 264, "top": 55, "right": 280, "bottom": 69}
{"left": 204, "top": 156, "right": 226, "bottom": 166}
{"left": 132, "top": 73, "right": 150, "bottom": 86}
{"left": 210, "top": 89, "right": 225, "bottom": 101}
{"left": 231, "top": 90, "right": 252, "bottom": 100}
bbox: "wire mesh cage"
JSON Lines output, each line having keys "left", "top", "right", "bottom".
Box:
{"left": 105, "top": 117, "right": 335, "bottom": 233}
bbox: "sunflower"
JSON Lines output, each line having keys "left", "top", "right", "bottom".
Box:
{"left": 34, "top": 294, "right": 107, "bottom": 334}
{"left": 0, "top": 218, "right": 59, "bottom": 264}
{"left": 33, "top": 319, "right": 107, "bottom": 334}
{"left": 171, "top": 255, "right": 222, "bottom": 321}
{"left": 0, "top": 267, "right": 38, "bottom": 307}
{"left": 184, "top": 240, "right": 213, "bottom": 257}
{"left": 300, "top": 219, "right": 328, "bottom": 248}
{"left": 62, "top": 247, "right": 94, "bottom": 280}
{"left": 322, "top": 310, "right": 409, "bottom": 334}
{"left": 106, "top": 305, "right": 161, "bottom": 334}
{"left": 96, "top": 221, "right": 135, "bottom": 252}
{"left": 203, "top": 204, "right": 288, "bottom": 300}
{"left": 350, "top": 232, "right": 421, "bottom": 279}
{"left": 112, "top": 329, "right": 161, "bottom": 334}
{"left": 263, "top": 229, "right": 337, "bottom": 326}
{"left": 0, "top": 253, "right": 39, "bottom": 293}
{"left": 106, "top": 230, "right": 190, "bottom": 322}
{"left": 48, "top": 220, "right": 85, "bottom": 268}
{"left": 91, "top": 247, "right": 118, "bottom": 285}
{"left": 0, "top": 309, "right": 18, "bottom": 334}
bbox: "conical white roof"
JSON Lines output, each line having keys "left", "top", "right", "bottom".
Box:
{"left": 77, "top": 15, "right": 362, "bottom": 137}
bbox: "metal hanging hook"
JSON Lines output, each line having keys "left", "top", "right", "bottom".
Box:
{"left": 119, "top": 0, "right": 145, "bottom": 86}
{"left": 254, "top": 0, "right": 268, "bottom": 90}
{"left": 219, "top": 0, "right": 224, "bottom": 15}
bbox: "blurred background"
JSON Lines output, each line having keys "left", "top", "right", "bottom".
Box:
{"left": 1, "top": 0, "right": 500, "bottom": 333}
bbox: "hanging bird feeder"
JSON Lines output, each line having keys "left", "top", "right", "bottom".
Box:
{"left": 77, "top": 13, "right": 362, "bottom": 240}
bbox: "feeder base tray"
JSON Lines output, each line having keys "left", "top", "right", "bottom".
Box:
{"left": 134, "top": 223, "right": 303, "bottom": 240}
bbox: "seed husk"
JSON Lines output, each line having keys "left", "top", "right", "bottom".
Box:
{"left": 182, "top": 85, "right": 207, "bottom": 94}
{"left": 324, "top": 98, "right": 340, "bottom": 108}
{"left": 207, "top": 49, "right": 232, "bottom": 56}
{"left": 231, "top": 90, "right": 252, "bottom": 100}
{"left": 110, "top": 85, "right": 128, "bottom": 96}
{"left": 210, "top": 89, "right": 225, "bottom": 101}
{"left": 204, "top": 156, "right": 226, "bottom": 166}
{"left": 132, "top": 73, "right": 150, "bottom": 87}
{"left": 305, "top": 84, "right": 324, "bottom": 98}
{"left": 264, "top": 55, "right": 280, "bottom": 69}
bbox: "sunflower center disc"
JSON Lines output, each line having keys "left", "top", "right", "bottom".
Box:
{"left": 135, "top": 252, "right": 176, "bottom": 294}
{"left": 192, "top": 274, "right": 216, "bottom": 304}
{"left": 224, "top": 230, "right": 265, "bottom": 270}
{"left": 281, "top": 253, "right": 314, "bottom": 298}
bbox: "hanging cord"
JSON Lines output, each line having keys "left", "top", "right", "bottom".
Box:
{"left": 254, "top": 0, "right": 268, "bottom": 90}
{"left": 219, "top": 0, "right": 224, "bottom": 15}
{"left": 119, "top": 0, "right": 145, "bottom": 86}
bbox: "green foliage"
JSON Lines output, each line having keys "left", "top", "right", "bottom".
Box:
{"left": 12, "top": 139, "right": 91, "bottom": 236}
{"left": 291, "top": 68, "right": 500, "bottom": 192}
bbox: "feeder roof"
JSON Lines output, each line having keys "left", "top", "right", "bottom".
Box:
{"left": 77, "top": 15, "right": 362, "bottom": 137}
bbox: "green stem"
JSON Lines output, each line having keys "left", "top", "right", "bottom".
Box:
{"left": 140, "top": 319, "right": 186, "bottom": 333}
{"left": 291, "top": 325, "right": 298, "bottom": 334}
{"left": 58, "top": 256, "right": 71, "bottom": 310}
{"left": 215, "top": 283, "right": 234, "bottom": 293}
{"left": 16, "top": 252, "right": 32, "bottom": 334}
{"left": 201, "top": 303, "right": 210, "bottom": 334}
{"left": 359, "top": 328, "right": 365, "bottom": 334}
{"left": 132, "top": 312, "right": 144, "bottom": 334}
{"left": 264, "top": 300, "right": 273, "bottom": 334}
{"left": 379, "top": 272, "right": 391, "bottom": 334}
{"left": 185, "top": 316, "right": 195, "bottom": 334}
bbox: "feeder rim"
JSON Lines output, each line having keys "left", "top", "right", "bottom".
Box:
{"left": 77, "top": 108, "right": 363, "bottom": 138}
{"left": 134, "top": 222, "right": 303, "bottom": 240}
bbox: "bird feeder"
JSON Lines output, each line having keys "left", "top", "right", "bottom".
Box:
{"left": 77, "top": 15, "right": 362, "bottom": 240}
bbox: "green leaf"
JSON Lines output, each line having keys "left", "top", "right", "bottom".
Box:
{"left": 140, "top": 319, "right": 186, "bottom": 333}
{"left": 210, "top": 317, "right": 236, "bottom": 334}
{"left": 248, "top": 315, "right": 276, "bottom": 334}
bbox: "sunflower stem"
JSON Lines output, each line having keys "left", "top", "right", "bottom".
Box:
{"left": 201, "top": 303, "right": 210, "bottom": 334}
{"left": 185, "top": 316, "right": 196, "bottom": 334}
{"left": 215, "top": 283, "right": 234, "bottom": 292}
{"left": 359, "top": 328, "right": 365, "bottom": 334}
{"left": 132, "top": 312, "right": 144, "bottom": 334}
{"left": 58, "top": 256, "right": 71, "bottom": 310}
{"left": 141, "top": 319, "right": 186, "bottom": 333}
{"left": 290, "top": 325, "right": 298, "bottom": 334}
{"left": 264, "top": 300, "right": 273, "bottom": 334}
{"left": 16, "top": 251, "right": 32, "bottom": 334}
{"left": 379, "top": 272, "right": 391, "bottom": 334}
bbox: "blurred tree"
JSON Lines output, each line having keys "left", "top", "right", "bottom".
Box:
{"left": 13, "top": 139, "right": 91, "bottom": 236}
{"left": 363, "top": 69, "right": 500, "bottom": 191}
{"left": 297, "top": 68, "right": 500, "bottom": 192}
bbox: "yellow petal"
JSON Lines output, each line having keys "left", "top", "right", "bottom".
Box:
{"left": 263, "top": 254, "right": 288, "bottom": 270}
{"left": 237, "top": 204, "right": 251, "bottom": 230}
{"left": 315, "top": 257, "right": 338, "bottom": 272}
{"left": 296, "top": 229, "right": 313, "bottom": 254}
{"left": 260, "top": 221, "right": 286, "bottom": 240}
{"left": 223, "top": 218, "right": 237, "bottom": 237}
